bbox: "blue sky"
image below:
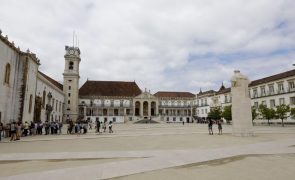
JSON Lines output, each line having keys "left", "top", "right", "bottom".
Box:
{"left": 1, "top": 0, "right": 295, "bottom": 93}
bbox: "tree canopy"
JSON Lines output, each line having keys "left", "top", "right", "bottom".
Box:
{"left": 208, "top": 107, "right": 222, "bottom": 120}
{"left": 222, "top": 105, "right": 232, "bottom": 122}
{"left": 276, "top": 104, "right": 290, "bottom": 127}
{"left": 258, "top": 104, "right": 276, "bottom": 126}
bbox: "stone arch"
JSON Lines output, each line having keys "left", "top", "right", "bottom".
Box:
{"left": 135, "top": 101, "right": 140, "bottom": 116}
{"left": 143, "top": 101, "right": 149, "bottom": 116}
{"left": 151, "top": 101, "right": 156, "bottom": 116}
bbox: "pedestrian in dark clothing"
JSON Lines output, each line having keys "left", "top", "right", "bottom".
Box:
{"left": 96, "top": 120, "right": 101, "bottom": 133}
{"left": 208, "top": 119, "right": 213, "bottom": 135}
{"left": 10, "top": 122, "right": 17, "bottom": 141}
{"left": 45, "top": 121, "right": 50, "bottom": 135}
{"left": 108, "top": 121, "right": 113, "bottom": 133}
{"left": 0, "top": 122, "right": 3, "bottom": 142}
{"left": 218, "top": 120, "right": 223, "bottom": 135}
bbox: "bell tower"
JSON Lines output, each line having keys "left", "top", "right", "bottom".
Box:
{"left": 63, "top": 45, "right": 81, "bottom": 122}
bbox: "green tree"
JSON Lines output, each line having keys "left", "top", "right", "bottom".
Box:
{"left": 258, "top": 104, "right": 275, "bottom": 126}
{"left": 276, "top": 104, "right": 290, "bottom": 127}
{"left": 208, "top": 107, "right": 222, "bottom": 120}
{"left": 290, "top": 108, "right": 295, "bottom": 119}
{"left": 222, "top": 105, "right": 232, "bottom": 123}
{"left": 252, "top": 106, "right": 258, "bottom": 124}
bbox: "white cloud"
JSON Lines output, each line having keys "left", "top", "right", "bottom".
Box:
{"left": 1, "top": 0, "right": 295, "bottom": 93}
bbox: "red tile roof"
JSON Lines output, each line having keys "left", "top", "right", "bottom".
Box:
{"left": 249, "top": 69, "right": 295, "bottom": 87}
{"left": 79, "top": 80, "right": 142, "bottom": 97}
{"left": 38, "top": 71, "right": 63, "bottom": 91}
{"left": 197, "top": 90, "right": 216, "bottom": 96}
{"left": 216, "top": 87, "right": 231, "bottom": 95}
{"left": 154, "top": 91, "right": 195, "bottom": 98}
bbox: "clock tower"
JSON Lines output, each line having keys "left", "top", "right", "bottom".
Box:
{"left": 63, "top": 45, "right": 81, "bottom": 122}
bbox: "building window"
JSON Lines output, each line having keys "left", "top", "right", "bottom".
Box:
{"left": 113, "top": 117, "right": 116, "bottom": 122}
{"left": 68, "top": 93, "right": 71, "bottom": 97}
{"left": 269, "top": 85, "right": 274, "bottom": 95}
{"left": 180, "top": 117, "right": 183, "bottom": 121}
{"left": 126, "top": 109, "right": 130, "bottom": 115}
{"left": 225, "top": 95, "right": 228, "bottom": 103}
{"left": 289, "top": 81, "right": 295, "bottom": 91}
{"left": 69, "top": 86, "right": 71, "bottom": 90}
{"left": 254, "top": 102, "right": 259, "bottom": 109}
{"left": 4, "top": 63, "right": 11, "bottom": 84}
{"left": 253, "top": 89, "right": 258, "bottom": 98}
{"left": 270, "top": 99, "right": 275, "bottom": 108}
{"left": 69, "top": 61, "right": 74, "bottom": 70}
{"left": 260, "top": 86, "right": 266, "bottom": 96}
{"left": 262, "top": 101, "right": 267, "bottom": 106}
{"left": 114, "top": 109, "right": 119, "bottom": 116}
{"left": 29, "top": 94, "right": 33, "bottom": 113}
{"left": 278, "top": 83, "right": 284, "bottom": 93}
{"left": 173, "top": 117, "right": 176, "bottom": 121}
{"left": 166, "top": 117, "right": 169, "bottom": 122}
{"left": 68, "top": 100, "right": 70, "bottom": 104}
{"left": 279, "top": 98, "right": 285, "bottom": 105}
{"left": 205, "top": 109, "right": 208, "bottom": 114}
{"left": 290, "top": 97, "right": 295, "bottom": 105}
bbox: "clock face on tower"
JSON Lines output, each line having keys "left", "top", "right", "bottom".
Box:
{"left": 69, "top": 50, "right": 75, "bottom": 54}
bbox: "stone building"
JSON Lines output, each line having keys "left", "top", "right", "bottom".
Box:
{"left": 196, "top": 69, "right": 295, "bottom": 124}
{"left": 0, "top": 31, "right": 65, "bottom": 124}
{"left": 0, "top": 31, "right": 40, "bottom": 124}
{"left": 63, "top": 46, "right": 81, "bottom": 122}
{"left": 35, "top": 71, "right": 64, "bottom": 122}
{"left": 155, "top": 92, "right": 195, "bottom": 123}
{"left": 78, "top": 80, "right": 195, "bottom": 123}
{"left": 79, "top": 80, "right": 142, "bottom": 123}
{"left": 195, "top": 90, "right": 215, "bottom": 118}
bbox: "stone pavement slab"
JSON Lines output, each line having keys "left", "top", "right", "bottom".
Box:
{"left": 2, "top": 138, "right": 295, "bottom": 180}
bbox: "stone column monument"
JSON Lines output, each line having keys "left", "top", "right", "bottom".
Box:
{"left": 231, "top": 70, "right": 254, "bottom": 136}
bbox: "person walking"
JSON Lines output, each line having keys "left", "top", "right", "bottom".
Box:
{"left": 23, "top": 121, "right": 29, "bottom": 136}
{"left": 218, "top": 120, "right": 223, "bottom": 135}
{"left": 10, "top": 122, "right": 17, "bottom": 141}
{"left": 0, "top": 122, "right": 3, "bottom": 142}
{"left": 16, "top": 122, "right": 22, "bottom": 140}
{"left": 108, "top": 121, "right": 113, "bottom": 133}
{"left": 208, "top": 119, "right": 213, "bottom": 135}
{"left": 102, "top": 121, "right": 107, "bottom": 133}
{"left": 76, "top": 122, "right": 81, "bottom": 136}
{"left": 96, "top": 119, "right": 101, "bottom": 133}
{"left": 44, "top": 121, "right": 50, "bottom": 135}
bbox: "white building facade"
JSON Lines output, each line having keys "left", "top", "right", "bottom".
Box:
{"left": 0, "top": 31, "right": 40, "bottom": 124}
{"left": 0, "top": 31, "right": 64, "bottom": 124}
{"left": 196, "top": 69, "right": 295, "bottom": 124}
{"left": 35, "top": 71, "right": 64, "bottom": 122}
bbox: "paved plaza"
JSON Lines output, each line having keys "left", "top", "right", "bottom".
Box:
{"left": 0, "top": 124, "right": 295, "bottom": 180}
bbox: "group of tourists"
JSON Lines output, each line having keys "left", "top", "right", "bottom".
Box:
{"left": 67, "top": 119, "right": 89, "bottom": 136}
{"left": 208, "top": 119, "right": 223, "bottom": 135}
{"left": 95, "top": 119, "right": 113, "bottom": 134}
{"left": 0, "top": 120, "right": 64, "bottom": 142}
